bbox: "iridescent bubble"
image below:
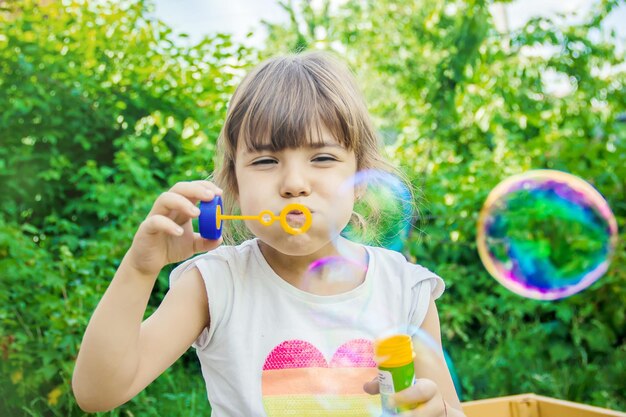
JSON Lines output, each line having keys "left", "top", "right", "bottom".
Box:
{"left": 336, "top": 169, "right": 414, "bottom": 252}
{"left": 301, "top": 256, "right": 368, "bottom": 298}
{"left": 477, "top": 170, "right": 618, "bottom": 300}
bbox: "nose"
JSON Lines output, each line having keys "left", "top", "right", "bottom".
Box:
{"left": 279, "top": 164, "right": 311, "bottom": 198}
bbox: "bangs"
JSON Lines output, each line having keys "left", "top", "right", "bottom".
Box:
{"left": 229, "top": 56, "right": 358, "bottom": 153}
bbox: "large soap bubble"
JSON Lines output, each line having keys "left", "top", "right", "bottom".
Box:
{"left": 477, "top": 170, "right": 618, "bottom": 300}
{"left": 337, "top": 169, "right": 414, "bottom": 251}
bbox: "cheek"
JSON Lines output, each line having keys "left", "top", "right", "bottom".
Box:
{"left": 327, "top": 189, "right": 356, "bottom": 225}
{"left": 236, "top": 192, "right": 254, "bottom": 214}
{"left": 233, "top": 168, "right": 257, "bottom": 211}
{"left": 236, "top": 184, "right": 266, "bottom": 214}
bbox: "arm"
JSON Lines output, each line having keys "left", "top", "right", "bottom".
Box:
{"left": 72, "top": 181, "right": 221, "bottom": 412}
{"left": 416, "top": 297, "right": 463, "bottom": 412}
{"left": 72, "top": 265, "right": 208, "bottom": 412}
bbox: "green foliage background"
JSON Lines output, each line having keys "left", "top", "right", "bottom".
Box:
{"left": 1, "top": 0, "right": 624, "bottom": 415}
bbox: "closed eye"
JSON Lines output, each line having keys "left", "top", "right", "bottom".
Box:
{"left": 312, "top": 155, "right": 338, "bottom": 163}
{"left": 251, "top": 158, "right": 277, "bottom": 165}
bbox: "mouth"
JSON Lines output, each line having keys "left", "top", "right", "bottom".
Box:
{"left": 286, "top": 210, "right": 306, "bottom": 226}
{"left": 284, "top": 206, "right": 314, "bottom": 227}
{"left": 275, "top": 204, "right": 314, "bottom": 234}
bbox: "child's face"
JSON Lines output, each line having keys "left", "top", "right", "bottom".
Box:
{"left": 234, "top": 131, "right": 357, "bottom": 257}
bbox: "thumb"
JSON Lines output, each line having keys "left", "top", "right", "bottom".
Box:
{"left": 394, "top": 378, "right": 438, "bottom": 406}
{"left": 363, "top": 377, "right": 379, "bottom": 395}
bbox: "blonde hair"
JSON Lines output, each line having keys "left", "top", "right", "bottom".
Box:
{"left": 213, "top": 51, "right": 414, "bottom": 244}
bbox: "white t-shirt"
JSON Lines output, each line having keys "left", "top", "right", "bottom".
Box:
{"left": 170, "top": 239, "right": 444, "bottom": 417}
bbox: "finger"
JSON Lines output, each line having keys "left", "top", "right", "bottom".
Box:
{"left": 140, "top": 214, "right": 184, "bottom": 237}
{"left": 193, "top": 233, "right": 222, "bottom": 253}
{"left": 363, "top": 377, "right": 379, "bottom": 395}
{"left": 393, "top": 379, "right": 438, "bottom": 408}
{"left": 150, "top": 191, "right": 203, "bottom": 218}
{"left": 169, "top": 180, "right": 223, "bottom": 203}
{"left": 396, "top": 395, "right": 443, "bottom": 417}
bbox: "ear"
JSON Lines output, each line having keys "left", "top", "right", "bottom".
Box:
{"left": 354, "top": 183, "right": 366, "bottom": 200}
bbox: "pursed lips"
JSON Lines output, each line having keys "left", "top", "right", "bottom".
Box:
{"left": 284, "top": 207, "right": 312, "bottom": 225}
{"left": 277, "top": 206, "right": 314, "bottom": 216}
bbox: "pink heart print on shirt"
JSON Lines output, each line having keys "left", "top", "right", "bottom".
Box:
{"left": 262, "top": 339, "right": 381, "bottom": 416}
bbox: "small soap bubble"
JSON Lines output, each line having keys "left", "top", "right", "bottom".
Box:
{"left": 477, "top": 170, "right": 618, "bottom": 300}
{"left": 301, "top": 256, "right": 368, "bottom": 298}
{"left": 334, "top": 169, "right": 414, "bottom": 252}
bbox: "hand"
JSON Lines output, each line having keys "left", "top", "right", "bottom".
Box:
{"left": 364, "top": 377, "right": 448, "bottom": 416}
{"left": 127, "top": 180, "right": 223, "bottom": 276}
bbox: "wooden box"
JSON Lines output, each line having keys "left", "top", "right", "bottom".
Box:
{"left": 462, "top": 393, "right": 626, "bottom": 417}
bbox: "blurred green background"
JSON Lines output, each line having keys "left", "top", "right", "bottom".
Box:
{"left": 1, "top": 0, "right": 624, "bottom": 415}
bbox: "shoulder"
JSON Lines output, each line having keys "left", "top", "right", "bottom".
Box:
{"left": 366, "top": 245, "right": 445, "bottom": 299}
{"left": 169, "top": 240, "right": 257, "bottom": 287}
{"left": 365, "top": 245, "right": 431, "bottom": 277}
{"left": 166, "top": 240, "right": 259, "bottom": 350}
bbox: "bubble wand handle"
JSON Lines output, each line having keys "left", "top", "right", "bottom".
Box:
{"left": 198, "top": 196, "right": 312, "bottom": 239}
{"left": 219, "top": 214, "right": 263, "bottom": 221}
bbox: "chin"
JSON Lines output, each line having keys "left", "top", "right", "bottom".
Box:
{"left": 276, "top": 234, "right": 316, "bottom": 254}
{"left": 265, "top": 232, "right": 332, "bottom": 257}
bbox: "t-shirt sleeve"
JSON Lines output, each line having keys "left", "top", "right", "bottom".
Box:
{"left": 169, "top": 253, "right": 234, "bottom": 351}
{"left": 406, "top": 263, "right": 445, "bottom": 329}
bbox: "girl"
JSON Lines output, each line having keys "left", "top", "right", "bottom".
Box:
{"left": 72, "top": 51, "right": 465, "bottom": 417}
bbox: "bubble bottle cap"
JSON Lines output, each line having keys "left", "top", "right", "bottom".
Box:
{"left": 198, "top": 195, "right": 223, "bottom": 240}
{"left": 374, "top": 334, "right": 415, "bottom": 368}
